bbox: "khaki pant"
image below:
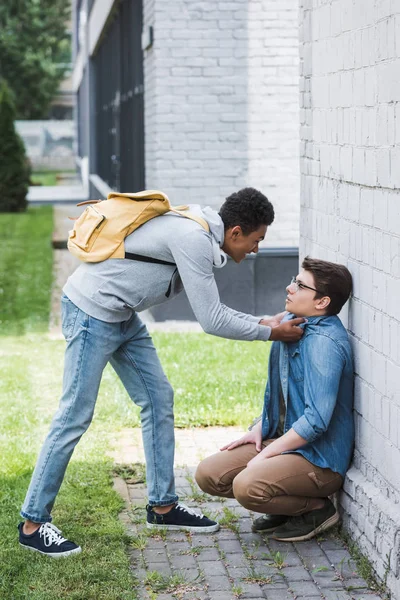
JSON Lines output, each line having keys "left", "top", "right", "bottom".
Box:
{"left": 195, "top": 440, "right": 343, "bottom": 516}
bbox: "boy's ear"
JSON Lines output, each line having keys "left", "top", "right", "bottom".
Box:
{"left": 230, "top": 225, "right": 242, "bottom": 238}
{"left": 316, "top": 296, "right": 331, "bottom": 310}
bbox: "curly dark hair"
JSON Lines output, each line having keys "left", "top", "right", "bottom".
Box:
{"left": 218, "top": 187, "right": 274, "bottom": 234}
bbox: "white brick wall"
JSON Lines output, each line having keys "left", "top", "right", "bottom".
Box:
{"left": 143, "top": 0, "right": 299, "bottom": 247}
{"left": 300, "top": 1, "right": 400, "bottom": 598}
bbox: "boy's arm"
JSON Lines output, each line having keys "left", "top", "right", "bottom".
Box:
{"left": 169, "top": 229, "right": 304, "bottom": 342}
{"left": 248, "top": 428, "right": 307, "bottom": 466}
{"left": 221, "top": 310, "right": 287, "bottom": 326}
{"left": 291, "top": 334, "right": 345, "bottom": 442}
{"left": 217, "top": 304, "right": 265, "bottom": 324}
{"left": 169, "top": 229, "right": 271, "bottom": 341}
{"left": 247, "top": 334, "right": 345, "bottom": 466}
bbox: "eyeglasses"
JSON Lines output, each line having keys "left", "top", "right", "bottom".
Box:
{"left": 289, "top": 276, "right": 323, "bottom": 295}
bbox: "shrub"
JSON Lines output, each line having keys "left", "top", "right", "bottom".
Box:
{"left": 0, "top": 79, "right": 30, "bottom": 212}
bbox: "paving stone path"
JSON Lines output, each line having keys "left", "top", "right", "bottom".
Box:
{"left": 111, "top": 428, "right": 383, "bottom": 600}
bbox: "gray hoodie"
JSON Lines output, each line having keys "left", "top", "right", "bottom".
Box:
{"left": 63, "top": 206, "right": 271, "bottom": 342}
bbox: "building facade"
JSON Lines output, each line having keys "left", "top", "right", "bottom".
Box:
{"left": 299, "top": 1, "right": 400, "bottom": 597}
{"left": 72, "top": 0, "right": 300, "bottom": 249}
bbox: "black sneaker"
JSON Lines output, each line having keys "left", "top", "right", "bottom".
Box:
{"left": 272, "top": 499, "right": 339, "bottom": 542}
{"left": 18, "top": 522, "right": 82, "bottom": 558}
{"left": 146, "top": 502, "right": 220, "bottom": 533}
{"left": 251, "top": 513, "right": 288, "bottom": 533}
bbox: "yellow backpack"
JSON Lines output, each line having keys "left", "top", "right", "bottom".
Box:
{"left": 67, "top": 189, "right": 209, "bottom": 263}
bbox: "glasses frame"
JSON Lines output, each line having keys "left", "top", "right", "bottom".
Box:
{"left": 289, "top": 276, "right": 324, "bottom": 295}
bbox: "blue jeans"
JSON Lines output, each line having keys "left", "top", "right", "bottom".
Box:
{"left": 21, "top": 295, "right": 178, "bottom": 523}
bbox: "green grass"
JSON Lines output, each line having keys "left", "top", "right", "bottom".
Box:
{"left": 30, "top": 170, "right": 77, "bottom": 187}
{"left": 336, "top": 527, "right": 391, "bottom": 598}
{"left": 0, "top": 205, "right": 54, "bottom": 336}
{"left": 144, "top": 570, "right": 201, "bottom": 595}
{"left": 98, "top": 332, "right": 270, "bottom": 428}
{"left": 0, "top": 335, "right": 137, "bottom": 599}
{"left": 0, "top": 208, "right": 136, "bottom": 598}
{"left": 30, "top": 171, "right": 59, "bottom": 186}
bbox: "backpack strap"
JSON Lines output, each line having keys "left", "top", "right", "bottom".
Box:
{"left": 124, "top": 252, "right": 175, "bottom": 266}
{"left": 124, "top": 253, "right": 177, "bottom": 297}
{"left": 169, "top": 206, "right": 210, "bottom": 232}
{"left": 76, "top": 199, "right": 102, "bottom": 206}
{"left": 124, "top": 207, "right": 209, "bottom": 263}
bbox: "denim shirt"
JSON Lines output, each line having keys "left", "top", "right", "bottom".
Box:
{"left": 261, "top": 314, "right": 354, "bottom": 477}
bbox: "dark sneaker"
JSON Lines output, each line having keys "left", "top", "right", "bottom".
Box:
{"left": 146, "top": 502, "right": 220, "bottom": 533}
{"left": 272, "top": 499, "right": 339, "bottom": 542}
{"left": 18, "top": 522, "right": 82, "bottom": 558}
{"left": 251, "top": 513, "right": 288, "bottom": 533}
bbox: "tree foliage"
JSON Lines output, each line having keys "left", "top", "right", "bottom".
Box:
{"left": 0, "top": 0, "right": 71, "bottom": 119}
{"left": 0, "top": 79, "right": 30, "bottom": 212}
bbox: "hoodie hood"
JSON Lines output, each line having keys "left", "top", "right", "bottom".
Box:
{"left": 186, "top": 204, "right": 227, "bottom": 268}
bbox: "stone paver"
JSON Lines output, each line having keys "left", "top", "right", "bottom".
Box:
{"left": 111, "top": 427, "right": 385, "bottom": 600}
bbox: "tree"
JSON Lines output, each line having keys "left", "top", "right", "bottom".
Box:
{"left": 0, "top": 79, "right": 30, "bottom": 212}
{"left": 0, "top": 0, "right": 71, "bottom": 119}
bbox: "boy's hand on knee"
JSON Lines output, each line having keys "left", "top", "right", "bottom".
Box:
{"left": 220, "top": 424, "right": 262, "bottom": 452}
{"left": 247, "top": 446, "right": 270, "bottom": 467}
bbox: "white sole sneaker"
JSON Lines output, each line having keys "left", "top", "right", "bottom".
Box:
{"left": 20, "top": 542, "right": 82, "bottom": 558}
{"left": 146, "top": 522, "right": 220, "bottom": 533}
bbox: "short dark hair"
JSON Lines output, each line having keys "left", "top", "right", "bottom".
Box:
{"left": 302, "top": 256, "right": 353, "bottom": 316}
{"left": 219, "top": 187, "right": 274, "bottom": 235}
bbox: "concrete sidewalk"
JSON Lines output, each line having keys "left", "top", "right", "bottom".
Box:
{"left": 111, "top": 428, "right": 384, "bottom": 600}
{"left": 28, "top": 184, "right": 87, "bottom": 204}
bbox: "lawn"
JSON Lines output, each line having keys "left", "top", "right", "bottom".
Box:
{"left": 30, "top": 171, "right": 58, "bottom": 186}
{"left": 0, "top": 205, "right": 54, "bottom": 335}
{"left": 0, "top": 335, "right": 137, "bottom": 599}
{"left": 30, "top": 170, "right": 77, "bottom": 186}
{"left": 0, "top": 207, "right": 271, "bottom": 599}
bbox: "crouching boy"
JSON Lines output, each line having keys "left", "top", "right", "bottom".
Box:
{"left": 195, "top": 257, "right": 354, "bottom": 542}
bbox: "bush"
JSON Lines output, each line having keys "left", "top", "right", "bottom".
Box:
{"left": 0, "top": 79, "right": 30, "bottom": 212}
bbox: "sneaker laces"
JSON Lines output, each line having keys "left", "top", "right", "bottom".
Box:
{"left": 175, "top": 502, "right": 204, "bottom": 519}
{"left": 39, "top": 523, "right": 67, "bottom": 547}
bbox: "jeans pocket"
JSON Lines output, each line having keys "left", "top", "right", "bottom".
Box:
{"left": 61, "top": 297, "right": 80, "bottom": 342}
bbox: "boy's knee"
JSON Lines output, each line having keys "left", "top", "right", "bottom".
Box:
{"left": 195, "top": 455, "right": 234, "bottom": 497}
{"left": 195, "top": 458, "right": 216, "bottom": 495}
{"left": 163, "top": 378, "right": 174, "bottom": 402}
{"left": 232, "top": 469, "right": 272, "bottom": 511}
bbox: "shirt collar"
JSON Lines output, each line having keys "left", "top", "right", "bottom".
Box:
{"left": 287, "top": 313, "right": 327, "bottom": 326}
